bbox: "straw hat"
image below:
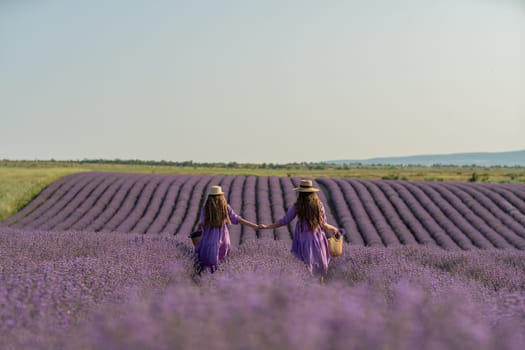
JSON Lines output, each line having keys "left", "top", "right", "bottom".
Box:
{"left": 208, "top": 185, "right": 224, "bottom": 196}
{"left": 294, "top": 179, "right": 320, "bottom": 192}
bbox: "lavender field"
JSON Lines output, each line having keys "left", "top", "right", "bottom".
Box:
{"left": 3, "top": 172, "right": 525, "bottom": 249}
{"left": 1, "top": 172, "right": 525, "bottom": 349}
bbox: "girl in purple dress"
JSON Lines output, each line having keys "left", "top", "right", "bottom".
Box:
{"left": 195, "top": 185, "right": 259, "bottom": 273}
{"left": 261, "top": 179, "right": 340, "bottom": 277}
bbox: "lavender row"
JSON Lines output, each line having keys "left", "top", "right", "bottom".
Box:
{"left": 241, "top": 176, "right": 258, "bottom": 243}
{"left": 256, "top": 176, "right": 274, "bottom": 240}
{"left": 403, "top": 181, "right": 475, "bottom": 249}
{"left": 445, "top": 183, "right": 525, "bottom": 248}
{"left": 62, "top": 175, "right": 124, "bottom": 231}
{"left": 99, "top": 174, "right": 153, "bottom": 233}
{"left": 115, "top": 175, "right": 165, "bottom": 233}
{"left": 347, "top": 179, "right": 403, "bottom": 246}
{"left": 145, "top": 175, "right": 188, "bottom": 234}
{"left": 227, "top": 175, "right": 245, "bottom": 246}
{"left": 418, "top": 182, "right": 505, "bottom": 249}
{"left": 159, "top": 175, "right": 201, "bottom": 234}
{"left": 479, "top": 183, "right": 525, "bottom": 221}
{"left": 42, "top": 173, "right": 113, "bottom": 231}
{"left": 336, "top": 178, "right": 385, "bottom": 246}
{"left": 357, "top": 180, "right": 418, "bottom": 245}
{"left": 11, "top": 172, "right": 92, "bottom": 228}
{"left": 162, "top": 176, "right": 212, "bottom": 235}
{"left": 453, "top": 183, "right": 525, "bottom": 238}
{"left": 312, "top": 179, "right": 338, "bottom": 232}
{"left": 268, "top": 176, "right": 289, "bottom": 240}
{"left": 315, "top": 178, "right": 364, "bottom": 245}
{"left": 390, "top": 181, "right": 460, "bottom": 249}
{"left": 279, "top": 177, "right": 299, "bottom": 239}
{"left": 20, "top": 173, "right": 97, "bottom": 230}
{"left": 374, "top": 180, "right": 437, "bottom": 245}
{"left": 130, "top": 175, "right": 179, "bottom": 234}
{"left": 86, "top": 173, "right": 148, "bottom": 232}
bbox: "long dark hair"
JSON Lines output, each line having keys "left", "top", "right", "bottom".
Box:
{"left": 296, "top": 192, "right": 323, "bottom": 231}
{"left": 204, "top": 194, "right": 231, "bottom": 228}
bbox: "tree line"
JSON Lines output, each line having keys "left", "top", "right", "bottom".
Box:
{"left": 1, "top": 159, "right": 523, "bottom": 170}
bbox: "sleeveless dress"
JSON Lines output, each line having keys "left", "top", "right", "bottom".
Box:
{"left": 195, "top": 204, "right": 240, "bottom": 271}
{"left": 279, "top": 203, "right": 331, "bottom": 275}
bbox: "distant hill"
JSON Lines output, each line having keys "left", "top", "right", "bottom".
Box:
{"left": 327, "top": 150, "right": 525, "bottom": 167}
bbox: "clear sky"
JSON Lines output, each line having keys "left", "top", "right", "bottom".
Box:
{"left": 1, "top": 0, "right": 524, "bottom": 163}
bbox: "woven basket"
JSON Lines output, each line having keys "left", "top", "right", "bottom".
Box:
{"left": 189, "top": 230, "right": 202, "bottom": 246}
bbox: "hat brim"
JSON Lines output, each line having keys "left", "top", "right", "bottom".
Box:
{"left": 294, "top": 187, "right": 320, "bottom": 192}
{"left": 208, "top": 191, "right": 224, "bottom": 195}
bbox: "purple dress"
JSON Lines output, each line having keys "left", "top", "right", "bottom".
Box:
{"left": 279, "top": 203, "right": 331, "bottom": 275}
{"left": 195, "top": 205, "right": 240, "bottom": 270}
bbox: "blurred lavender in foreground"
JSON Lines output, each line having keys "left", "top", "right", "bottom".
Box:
{"left": 1, "top": 228, "right": 524, "bottom": 349}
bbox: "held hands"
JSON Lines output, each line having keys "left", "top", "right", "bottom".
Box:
{"left": 245, "top": 221, "right": 268, "bottom": 230}
{"left": 251, "top": 222, "right": 278, "bottom": 230}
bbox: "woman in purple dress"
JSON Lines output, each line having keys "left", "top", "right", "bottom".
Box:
{"left": 261, "top": 179, "right": 340, "bottom": 277}
{"left": 195, "top": 185, "right": 259, "bottom": 273}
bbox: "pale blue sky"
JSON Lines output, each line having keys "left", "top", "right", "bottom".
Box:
{"left": 1, "top": 0, "right": 524, "bottom": 163}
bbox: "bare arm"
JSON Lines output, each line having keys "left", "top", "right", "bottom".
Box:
{"left": 260, "top": 221, "right": 284, "bottom": 230}
{"left": 322, "top": 222, "right": 339, "bottom": 234}
{"left": 239, "top": 217, "right": 259, "bottom": 230}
